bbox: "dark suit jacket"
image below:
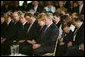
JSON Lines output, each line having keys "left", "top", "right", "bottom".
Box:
{"left": 11, "top": 21, "right": 22, "bottom": 41}
{"left": 26, "top": 20, "right": 40, "bottom": 40}
{"left": 34, "top": 23, "right": 59, "bottom": 54}
{"left": 64, "top": 45, "right": 84, "bottom": 56}
{"left": 74, "top": 23, "right": 84, "bottom": 45}
{"left": 63, "top": 30, "right": 74, "bottom": 44}
{"left": 53, "top": 21, "right": 61, "bottom": 28}
{"left": 35, "top": 25, "right": 47, "bottom": 43}
{"left": 1, "top": 22, "right": 7, "bottom": 38}
{"left": 63, "top": 24, "right": 84, "bottom": 56}
{"left": 5, "top": 21, "right": 16, "bottom": 40}
{"left": 15, "top": 22, "right": 30, "bottom": 41}
{"left": 64, "top": 1, "right": 73, "bottom": 13}
{"left": 74, "top": 5, "right": 84, "bottom": 15}
{"left": 28, "top": 5, "right": 44, "bottom": 13}
{"left": 2, "top": 21, "right": 18, "bottom": 45}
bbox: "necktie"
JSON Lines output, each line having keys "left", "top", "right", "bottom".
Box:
{"left": 27, "top": 23, "right": 33, "bottom": 33}
{"left": 41, "top": 25, "right": 47, "bottom": 35}
{"left": 44, "top": 27, "right": 48, "bottom": 32}
{"left": 73, "top": 29, "right": 78, "bottom": 41}
{"left": 23, "top": 25, "right": 24, "bottom": 29}
{"left": 39, "top": 26, "right": 43, "bottom": 32}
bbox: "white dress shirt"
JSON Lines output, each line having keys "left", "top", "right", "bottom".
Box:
{"left": 79, "top": 4, "right": 83, "bottom": 14}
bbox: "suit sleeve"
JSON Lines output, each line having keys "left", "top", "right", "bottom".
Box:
{"left": 39, "top": 28, "right": 59, "bottom": 52}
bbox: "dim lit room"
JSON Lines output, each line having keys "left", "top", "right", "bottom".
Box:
{"left": 1, "top": 1, "right": 84, "bottom": 56}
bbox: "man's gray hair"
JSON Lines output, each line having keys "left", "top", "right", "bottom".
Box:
{"left": 46, "top": 13, "right": 54, "bottom": 20}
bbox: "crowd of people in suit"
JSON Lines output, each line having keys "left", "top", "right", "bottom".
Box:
{"left": 1, "top": 1, "right": 84, "bottom": 56}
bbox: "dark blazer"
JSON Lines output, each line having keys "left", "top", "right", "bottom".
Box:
{"left": 5, "top": 21, "right": 16, "bottom": 41}
{"left": 63, "top": 30, "right": 74, "bottom": 44}
{"left": 35, "top": 25, "right": 47, "bottom": 42}
{"left": 64, "top": 1, "right": 75, "bottom": 13}
{"left": 1, "top": 22, "right": 7, "bottom": 38}
{"left": 53, "top": 21, "right": 61, "bottom": 28}
{"left": 64, "top": 45, "right": 84, "bottom": 56}
{"left": 15, "top": 22, "right": 30, "bottom": 41}
{"left": 28, "top": 5, "right": 44, "bottom": 13}
{"left": 35, "top": 6, "right": 44, "bottom": 13}
{"left": 74, "top": 5, "right": 84, "bottom": 15}
{"left": 26, "top": 20, "right": 40, "bottom": 40}
{"left": 1, "top": 21, "right": 17, "bottom": 48}
{"left": 74, "top": 23, "right": 84, "bottom": 45}
{"left": 64, "top": 24, "right": 84, "bottom": 56}
{"left": 11, "top": 21, "right": 22, "bottom": 41}
{"left": 15, "top": 22, "right": 33, "bottom": 55}
{"left": 34, "top": 23, "right": 59, "bottom": 55}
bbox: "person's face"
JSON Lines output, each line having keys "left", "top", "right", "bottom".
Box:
{"left": 20, "top": 15, "right": 24, "bottom": 23}
{"left": 20, "top": 14, "right": 25, "bottom": 23}
{"left": 32, "top": 1, "right": 39, "bottom": 6}
{"left": 4, "top": 13, "right": 9, "bottom": 22}
{"left": 47, "top": 1, "right": 52, "bottom": 5}
{"left": 71, "top": 13, "right": 77, "bottom": 19}
{"left": 59, "top": 1, "right": 64, "bottom": 7}
{"left": 72, "top": 20, "right": 79, "bottom": 28}
{"left": 45, "top": 16, "right": 50, "bottom": 25}
{"left": 38, "top": 20, "right": 45, "bottom": 26}
{"left": 20, "top": 18, "right": 23, "bottom": 24}
{"left": 1, "top": 17, "right": 5, "bottom": 24}
{"left": 79, "top": 43, "right": 84, "bottom": 51}
{"left": 13, "top": 13, "right": 19, "bottom": 22}
{"left": 77, "top": 1, "right": 83, "bottom": 6}
{"left": 63, "top": 26, "right": 70, "bottom": 33}
{"left": 53, "top": 16, "right": 60, "bottom": 23}
{"left": 25, "top": 16, "right": 31, "bottom": 22}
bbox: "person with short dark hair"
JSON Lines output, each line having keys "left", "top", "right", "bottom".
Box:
{"left": 56, "top": 23, "right": 74, "bottom": 56}
{"left": 64, "top": 15, "right": 84, "bottom": 56}
{"left": 53, "top": 12, "right": 61, "bottom": 28}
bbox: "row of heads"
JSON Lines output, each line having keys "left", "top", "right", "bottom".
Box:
{"left": 1, "top": 10, "right": 84, "bottom": 24}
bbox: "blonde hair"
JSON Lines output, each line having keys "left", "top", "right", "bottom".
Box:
{"left": 37, "top": 13, "right": 47, "bottom": 21}
{"left": 4, "top": 13, "right": 9, "bottom": 22}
